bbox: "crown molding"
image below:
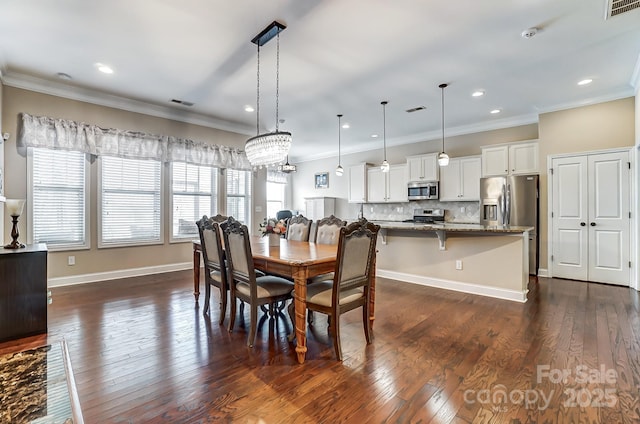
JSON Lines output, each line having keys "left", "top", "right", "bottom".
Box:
{"left": 631, "top": 52, "right": 640, "bottom": 95}
{"left": 1, "top": 71, "right": 255, "bottom": 136}
{"left": 534, "top": 88, "right": 635, "bottom": 115}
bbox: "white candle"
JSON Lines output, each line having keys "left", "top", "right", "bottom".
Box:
{"left": 5, "top": 199, "right": 25, "bottom": 217}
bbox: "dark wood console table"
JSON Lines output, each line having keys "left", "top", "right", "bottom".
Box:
{"left": 0, "top": 243, "right": 48, "bottom": 343}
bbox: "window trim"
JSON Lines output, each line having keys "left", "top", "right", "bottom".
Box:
{"left": 97, "top": 156, "right": 165, "bottom": 249}
{"left": 26, "top": 147, "right": 91, "bottom": 251}
{"left": 169, "top": 162, "right": 219, "bottom": 243}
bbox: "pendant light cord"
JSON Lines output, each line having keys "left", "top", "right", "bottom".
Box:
{"left": 256, "top": 44, "right": 260, "bottom": 136}
{"left": 337, "top": 114, "right": 342, "bottom": 166}
{"left": 440, "top": 84, "right": 446, "bottom": 152}
{"left": 382, "top": 101, "right": 388, "bottom": 160}
{"left": 275, "top": 33, "right": 280, "bottom": 132}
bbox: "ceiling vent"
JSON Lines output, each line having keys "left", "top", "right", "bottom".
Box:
{"left": 170, "top": 99, "right": 194, "bottom": 107}
{"left": 605, "top": 0, "right": 640, "bottom": 18}
{"left": 406, "top": 106, "right": 426, "bottom": 113}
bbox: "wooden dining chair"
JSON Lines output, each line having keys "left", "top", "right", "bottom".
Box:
{"left": 286, "top": 214, "right": 312, "bottom": 242}
{"left": 289, "top": 218, "right": 380, "bottom": 360}
{"left": 221, "top": 217, "right": 295, "bottom": 347}
{"left": 196, "top": 214, "right": 228, "bottom": 324}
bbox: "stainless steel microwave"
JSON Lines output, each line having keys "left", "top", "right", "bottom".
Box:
{"left": 407, "top": 181, "right": 438, "bottom": 200}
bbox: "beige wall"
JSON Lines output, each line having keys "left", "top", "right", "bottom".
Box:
{"left": 538, "top": 97, "right": 636, "bottom": 271}
{"left": 1, "top": 86, "right": 254, "bottom": 279}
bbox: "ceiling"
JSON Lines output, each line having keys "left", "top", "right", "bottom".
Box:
{"left": 1, "top": 0, "right": 639, "bottom": 163}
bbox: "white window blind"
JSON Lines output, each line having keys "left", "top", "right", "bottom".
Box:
{"left": 226, "top": 169, "right": 251, "bottom": 226}
{"left": 29, "top": 148, "right": 88, "bottom": 249}
{"left": 171, "top": 162, "right": 218, "bottom": 240}
{"left": 99, "top": 156, "right": 162, "bottom": 247}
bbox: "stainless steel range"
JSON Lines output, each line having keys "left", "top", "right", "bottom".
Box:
{"left": 403, "top": 208, "right": 445, "bottom": 224}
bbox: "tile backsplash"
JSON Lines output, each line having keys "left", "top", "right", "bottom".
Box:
{"left": 347, "top": 200, "right": 480, "bottom": 223}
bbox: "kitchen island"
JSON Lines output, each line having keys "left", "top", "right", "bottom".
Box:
{"left": 371, "top": 221, "right": 532, "bottom": 302}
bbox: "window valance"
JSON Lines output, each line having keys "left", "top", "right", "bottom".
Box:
{"left": 17, "top": 113, "right": 252, "bottom": 170}
{"left": 267, "top": 170, "right": 289, "bottom": 184}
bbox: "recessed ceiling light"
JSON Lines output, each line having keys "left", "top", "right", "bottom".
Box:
{"left": 472, "top": 90, "right": 485, "bottom": 97}
{"left": 577, "top": 79, "right": 593, "bottom": 86}
{"left": 371, "top": 134, "right": 379, "bottom": 138}
{"left": 244, "top": 105, "right": 255, "bottom": 112}
{"left": 342, "top": 123, "right": 350, "bottom": 129}
{"left": 95, "top": 63, "right": 114, "bottom": 74}
{"left": 490, "top": 109, "right": 501, "bottom": 114}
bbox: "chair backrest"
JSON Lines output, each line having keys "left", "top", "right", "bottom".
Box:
{"left": 196, "top": 215, "right": 227, "bottom": 271}
{"left": 276, "top": 209, "right": 293, "bottom": 221}
{"left": 333, "top": 219, "right": 380, "bottom": 296}
{"left": 221, "top": 217, "right": 257, "bottom": 289}
{"left": 313, "top": 215, "right": 347, "bottom": 245}
{"left": 286, "top": 214, "right": 312, "bottom": 242}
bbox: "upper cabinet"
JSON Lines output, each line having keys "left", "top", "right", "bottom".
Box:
{"left": 481, "top": 141, "right": 539, "bottom": 176}
{"left": 348, "top": 163, "right": 368, "bottom": 203}
{"left": 439, "top": 156, "right": 482, "bottom": 201}
{"left": 367, "top": 164, "right": 408, "bottom": 203}
{"left": 407, "top": 153, "right": 439, "bottom": 182}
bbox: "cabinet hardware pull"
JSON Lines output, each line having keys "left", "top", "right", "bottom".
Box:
{"left": 590, "top": 222, "right": 596, "bottom": 226}
{"left": 580, "top": 222, "right": 586, "bottom": 226}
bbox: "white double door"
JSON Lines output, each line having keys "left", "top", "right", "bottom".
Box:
{"left": 551, "top": 150, "right": 631, "bottom": 286}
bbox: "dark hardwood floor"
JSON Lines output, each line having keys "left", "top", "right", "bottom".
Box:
{"left": 2, "top": 271, "right": 640, "bottom": 423}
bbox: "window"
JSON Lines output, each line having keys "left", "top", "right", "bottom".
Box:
{"left": 27, "top": 148, "right": 89, "bottom": 250}
{"left": 99, "top": 156, "right": 162, "bottom": 247}
{"left": 266, "top": 182, "right": 286, "bottom": 219}
{"left": 226, "top": 169, "right": 251, "bottom": 226}
{"left": 171, "top": 162, "right": 218, "bottom": 241}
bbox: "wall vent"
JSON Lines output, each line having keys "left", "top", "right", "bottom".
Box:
{"left": 605, "top": 0, "right": 640, "bottom": 18}
{"left": 170, "top": 99, "right": 194, "bottom": 107}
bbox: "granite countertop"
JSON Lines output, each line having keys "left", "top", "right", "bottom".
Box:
{"left": 370, "top": 220, "right": 533, "bottom": 233}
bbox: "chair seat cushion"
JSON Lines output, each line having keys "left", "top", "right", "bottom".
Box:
{"left": 308, "top": 272, "right": 334, "bottom": 285}
{"left": 304, "top": 281, "right": 364, "bottom": 307}
{"left": 237, "top": 276, "right": 294, "bottom": 298}
{"left": 208, "top": 269, "right": 223, "bottom": 284}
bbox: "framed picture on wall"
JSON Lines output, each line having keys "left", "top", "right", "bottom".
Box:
{"left": 314, "top": 172, "right": 329, "bottom": 189}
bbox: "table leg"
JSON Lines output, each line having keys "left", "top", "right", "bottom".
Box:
{"left": 292, "top": 266, "right": 308, "bottom": 364}
{"left": 193, "top": 244, "right": 201, "bottom": 304}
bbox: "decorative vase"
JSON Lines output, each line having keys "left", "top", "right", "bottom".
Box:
{"left": 268, "top": 233, "right": 280, "bottom": 247}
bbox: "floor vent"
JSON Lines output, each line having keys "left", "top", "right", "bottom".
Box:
{"left": 606, "top": 0, "right": 640, "bottom": 18}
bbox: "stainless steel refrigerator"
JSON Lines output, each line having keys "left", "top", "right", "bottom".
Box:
{"left": 480, "top": 174, "right": 539, "bottom": 275}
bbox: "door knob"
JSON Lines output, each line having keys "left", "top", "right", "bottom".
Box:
{"left": 590, "top": 222, "right": 596, "bottom": 226}
{"left": 580, "top": 222, "right": 586, "bottom": 226}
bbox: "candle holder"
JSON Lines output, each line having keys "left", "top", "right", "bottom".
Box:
{"left": 4, "top": 199, "right": 26, "bottom": 249}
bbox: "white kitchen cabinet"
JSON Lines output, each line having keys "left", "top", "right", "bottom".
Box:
{"left": 367, "top": 164, "right": 408, "bottom": 203}
{"left": 482, "top": 141, "right": 538, "bottom": 176}
{"left": 407, "top": 153, "right": 439, "bottom": 182}
{"left": 439, "top": 156, "right": 481, "bottom": 201}
{"left": 348, "top": 163, "right": 368, "bottom": 203}
{"left": 305, "top": 197, "right": 335, "bottom": 221}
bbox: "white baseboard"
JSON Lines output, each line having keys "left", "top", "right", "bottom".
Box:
{"left": 537, "top": 268, "right": 549, "bottom": 277}
{"left": 376, "top": 269, "right": 528, "bottom": 303}
{"left": 47, "top": 262, "right": 193, "bottom": 287}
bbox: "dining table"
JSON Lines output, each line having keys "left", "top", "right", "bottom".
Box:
{"left": 192, "top": 236, "right": 376, "bottom": 364}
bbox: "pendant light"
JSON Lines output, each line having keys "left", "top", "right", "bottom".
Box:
{"left": 380, "top": 101, "right": 390, "bottom": 173}
{"left": 244, "top": 21, "right": 292, "bottom": 168}
{"left": 437, "top": 83, "right": 450, "bottom": 167}
{"left": 278, "top": 155, "right": 297, "bottom": 173}
{"left": 336, "top": 114, "right": 344, "bottom": 176}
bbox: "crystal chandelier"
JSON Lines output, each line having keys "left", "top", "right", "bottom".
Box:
{"left": 244, "top": 21, "right": 292, "bottom": 168}
{"left": 437, "top": 83, "right": 450, "bottom": 167}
